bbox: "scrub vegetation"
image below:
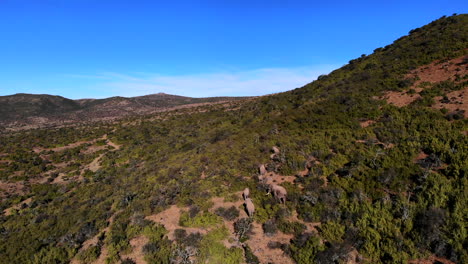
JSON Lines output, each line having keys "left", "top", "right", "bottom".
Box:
{"left": 0, "top": 14, "right": 467, "bottom": 264}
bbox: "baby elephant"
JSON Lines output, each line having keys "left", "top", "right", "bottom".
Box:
{"left": 269, "top": 184, "right": 287, "bottom": 204}
{"left": 244, "top": 198, "right": 255, "bottom": 217}
{"left": 243, "top": 187, "right": 250, "bottom": 200}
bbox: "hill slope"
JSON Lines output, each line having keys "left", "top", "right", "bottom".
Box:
{"left": 0, "top": 14, "right": 467, "bottom": 264}
{"left": 0, "top": 93, "right": 250, "bottom": 130}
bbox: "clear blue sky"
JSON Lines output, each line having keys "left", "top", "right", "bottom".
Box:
{"left": 0, "top": 1, "right": 466, "bottom": 99}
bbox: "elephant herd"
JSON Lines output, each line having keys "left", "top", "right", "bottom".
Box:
{"left": 242, "top": 146, "right": 288, "bottom": 218}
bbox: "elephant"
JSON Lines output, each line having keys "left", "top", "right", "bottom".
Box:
{"left": 244, "top": 198, "right": 255, "bottom": 217}
{"left": 272, "top": 146, "right": 280, "bottom": 154}
{"left": 265, "top": 176, "right": 274, "bottom": 185}
{"left": 268, "top": 184, "right": 287, "bottom": 204}
{"left": 258, "top": 174, "right": 264, "bottom": 182}
{"left": 243, "top": 187, "right": 250, "bottom": 200}
{"left": 259, "top": 164, "right": 267, "bottom": 176}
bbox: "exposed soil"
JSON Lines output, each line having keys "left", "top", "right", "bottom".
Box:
{"left": 145, "top": 205, "right": 209, "bottom": 240}
{"left": 433, "top": 86, "right": 468, "bottom": 117}
{"left": 1, "top": 134, "right": 122, "bottom": 202}
{"left": 414, "top": 151, "right": 429, "bottom": 163}
{"left": 103, "top": 134, "right": 121, "bottom": 150}
{"left": 145, "top": 193, "right": 301, "bottom": 263}
{"left": 0, "top": 180, "right": 27, "bottom": 200}
{"left": 33, "top": 139, "right": 94, "bottom": 154}
{"left": 3, "top": 197, "right": 32, "bottom": 216}
{"left": 383, "top": 90, "right": 422, "bottom": 107}
{"left": 209, "top": 193, "right": 245, "bottom": 248}
{"left": 359, "top": 120, "right": 376, "bottom": 128}
{"left": 91, "top": 211, "right": 121, "bottom": 264}
{"left": 70, "top": 211, "right": 121, "bottom": 264}
{"left": 265, "top": 171, "right": 296, "bottom": 185}
{"left": 381, "top": 56, "right": 467, "bottom": 108}
{"left": 81, "top": 145, "right": 107, "bottom": 155}
{"left": 355, "top": 139, "right": 395, "bottom": 149}
{"left": 120, "top": 235, "right": 149, "bottom": 264}
{"left": 246, "top": 222, "right": 295, "bottom": 264}
{"left": 212, "top": 194, "right": 296, "bottom": 264}
{"left": 409, "top": 255, "right": 456, "bottom": 264}
{"left": 407, "top": 56, "right": 467, "bottom": 87}
{"left": 88, "top": 154, "right": 105, "bottom": 172}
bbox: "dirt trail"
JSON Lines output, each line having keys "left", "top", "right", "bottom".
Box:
{"left": 33, "top": 140, "right": 93, "bottom": 154}
{"left": 120, "top": 236, "right": 149, "bottom": 264}
{"left": 70, "top": 211, "right": 120, "bottom": 264}
{"left": 359, "top": 120, "right": 376, "bottom": 128}
{"left": 88, "top": 154, "right": 105, "bottom": 172}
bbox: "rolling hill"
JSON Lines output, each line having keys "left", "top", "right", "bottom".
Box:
{"left": 0, "top": 93, "right": 250, "bottom": 131}
{"left": 0, "top": 14, "right": 466, "bottom": 264}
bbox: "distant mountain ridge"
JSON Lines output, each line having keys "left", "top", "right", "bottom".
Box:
{"left": 0, "top": 92, "right": 250, "bottom": 130}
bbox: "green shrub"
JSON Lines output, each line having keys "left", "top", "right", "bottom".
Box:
{"left": 318, "top": 221, "right": 345, "bottom": 242}
{"left": 179, "top": 211, "right": 222, "bottom": 228}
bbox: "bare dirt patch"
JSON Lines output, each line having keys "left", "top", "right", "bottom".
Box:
{"left": 33, "top": 140, "right": 94, "bottom": 154}
{"left": 70, "top": 211, "right": 121, "bottom": 264}
{"left": 103, "top": 134, "right": 121, "bottom": 150}
{"left": 359, "top": 120, "right": 376, "bottom": 128}
{"left": 144, "top": 195, "right": 297, "bottom": 263}
{"left": 211, "top": 194, "right": 296, "bottom": 264}
{"left": 0, "top": 180, "right": 27, "bottom": 199}
{"left": 409, "top": 255, "right": 455, "bottom": 264}
{"left": 381, "top": 56, "right": 467, "bottom": 107}
{"left": 90, "top": 211, "right": 121, "bottom": 264}
{"left": 81, "top": 145, "right": 107, "bottom": 155}
{"left": 88, "top": 154, "right": 105, "bottom": 172}
{"left": 407, "top": 56, "right": 467, "bottom": 87}
{"left": 145, "top": 205, "right": 208, "bottom": 240}
{"left": 414, "top": 151, "right": 429, "bottom": 163}
{"left": 355, "top": 139, "right": 395, "bottom": 150}
{"left": 51, "top": 173, "right": 72, "bottom": 184}
{"left": 433, "top": 86, "right": 468, "bottom": 117}
{"left": 120, "top": 235, "right": 149, "bottom": 264}
{"left": 209, "top": 193, "right": 245, "bottom": 248}
{"left": 246, "top": 222, "right": 295, "bottom": 264}
{"left": 381, "top": 90, "right": 422, "bottom": 107}
{"left": 3, "top": 197, "right": 32, "bottom": 216}
{"left": 264, "top": 172, "right": 296, "bottom": 185}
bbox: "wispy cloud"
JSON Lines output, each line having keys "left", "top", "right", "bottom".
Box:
{"left": 70, "top": 65, "right": 338, "bottom": 98}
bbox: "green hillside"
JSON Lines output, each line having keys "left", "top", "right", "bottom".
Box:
{"left": 0, "top": 14, "right": 467, "bottom": 264}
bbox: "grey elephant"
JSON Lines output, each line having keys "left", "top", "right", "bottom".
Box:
{"left": 268, "top": 184, "right": 287, "bottom": 204}
{"left": 272, "top": 146, "right": 280, "bottom": 154}
{"left": 243, "top": 187, "right": 250, "bottom": 200}
{"left": 244, "top": 198, "right": 255, "bottom": 217}
{"left": 259, "top": 164, "right": 267, "bottom": 176}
